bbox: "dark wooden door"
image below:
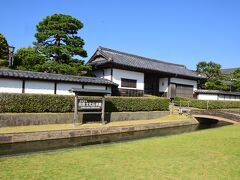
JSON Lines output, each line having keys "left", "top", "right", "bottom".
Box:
{"left": 170, "top": 83, "right": 176, "bottom": 98}
{"left": 144, "top": 73, "right": 159, "bottom": 95}
{"left": 176, "top": 84, "right": 193, "bottom": 98}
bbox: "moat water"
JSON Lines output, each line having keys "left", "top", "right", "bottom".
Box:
{"left": 0, "top": 121, "right": 231, "bottom": 157}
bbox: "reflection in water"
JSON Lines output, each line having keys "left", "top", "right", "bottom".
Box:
{"left": 0, "top": 122, "right": 231, "bottom": 156}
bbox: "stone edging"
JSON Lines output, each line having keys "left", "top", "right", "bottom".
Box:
{"left": 0, "top": 120, "right": 198, "bottom": 144}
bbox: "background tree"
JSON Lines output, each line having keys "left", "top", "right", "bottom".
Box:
{"left": 0, "top": 33, "right": 9, "bottom": 67}
{"left": 231, "top": 68, "right": 240, "bottom": 91}
{"left": 13, "top": 47, "right": 46, "bottom": 71}
{"left": 196, "top": 61, "right": 223, "bottom": 89}
{"left": 196, "top": 61, "right": 221, "bottom": 79}
{"left": 13, "top": 47, "right": 90, "bottom": 75}
{"left": 13, "top": 14, "right": 91, "bottom": 75}
{"left": 34, "top": 14, "right": 87, "bottom": 61}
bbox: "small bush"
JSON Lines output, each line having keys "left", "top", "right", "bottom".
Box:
{"left": 0, "top": 93, "right": 169, "bottom": 113}
{"left": 174, "top": 96, "right": 240, "bottom": 109}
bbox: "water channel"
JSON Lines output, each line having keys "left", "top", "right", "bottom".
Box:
{"left": 0, "top": 121, "right": 231, "bottom": 157}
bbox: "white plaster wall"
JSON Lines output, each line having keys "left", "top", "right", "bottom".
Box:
{"left": 0, "top": 78, "right": 22, "bottom": 93}
{"left": 159, "top": 78, "right": 168, "bottom": 92}
{"left": 225, "top": 95, "right": 230, "bottom": 100}
{"left": 197, "top": 94, "right": 218, "bottom": 100}
{"left": 57, "top": 83, "right": 82, "bottom": 95}
{"left": 93, "top": 70, "right": 104, "bottom": 78}
{"left": 112, "top": 69, "right": 144, "bottom": 90}
{"left": 104, "top": 68, "right": 111, "bottom": 81}
{"left": 106, "top": 86, "right": 112, "bottom": 91}
{"left": 199, "top": 94, "right": 240, "bottom": 101}
{"left": 57, "top": 83, "right": 107, "bottom": 95}
{"left": 218, "top": 95, "right": 225, "bottom": 100}
{"left": 232, "top": 96, "right": 237, "bottom": 101}
{"left": 0, "top": 78, "right": 112, "bottom": 96}
{"left": 93, "top": 68, "right": 111, "bottom": 81}
{"left": 25, "top": 81, "right": 54, "bottom": 94}
{"left": 170, "top": 77, "right": 197, "bottom": 91}
{"left": 84, "top": 84, "right": 106, "bottom": 90}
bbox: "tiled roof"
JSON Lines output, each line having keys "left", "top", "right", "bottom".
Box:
{"left": 88, "top": 46, "right": 204, "bottom": 79}
{"left": 221, "top": 68, "right": 239, "bottom": 74}
{"left": 195, "top": 89, "right": 240, "bottom": 96}
{"left": 0, "top": 69, "right": 117, "bottom": 86}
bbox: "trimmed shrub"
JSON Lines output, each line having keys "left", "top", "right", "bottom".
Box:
{"left": 0, "top": 93, "right": 74, "bottom": 113}
{"left": 174, "top": 96, "right": 240, "bottom": 109}
{"left": 105, "top": 96, "right": 169, "bottom": 112}
{"left": 0, "top": 93, "right": 169, "bottom": 113}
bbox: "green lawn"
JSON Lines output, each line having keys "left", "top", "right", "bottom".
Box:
{"left": 0, "top": 125, "right": 239, "bottom": 180}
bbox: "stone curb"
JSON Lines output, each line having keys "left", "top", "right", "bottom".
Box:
{"left": 0, "top": 120, "right": 198, "bottom": 144}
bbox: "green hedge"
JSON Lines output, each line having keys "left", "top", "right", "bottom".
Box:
{"left": 105, "top": 96, "right": 169, "bottom": 112}
{"left": 0, "top": 93, "right": 74, "bottom": 113}
{"left": 174, "top": 96, "right": 240, "bottom": 109}
{"left": 0, "top": 93, "right": 169, "bottom": 113}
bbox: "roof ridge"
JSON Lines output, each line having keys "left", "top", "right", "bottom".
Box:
{"left": 221, "top": 67, "right": 239, "bottom": 70}
{"left": 98, "top": 46, "right": 186, "bottom": 68}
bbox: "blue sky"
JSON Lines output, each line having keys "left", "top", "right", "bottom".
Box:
{"left": 0, "top": 0, "right": 239, "bottom": 69}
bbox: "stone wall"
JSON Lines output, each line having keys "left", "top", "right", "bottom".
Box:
{"left": 0, "top": 111, "right": 169, "bottom": 127}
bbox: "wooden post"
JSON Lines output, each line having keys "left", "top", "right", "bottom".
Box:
{"left": 101, "top": 96, "right": 105, "bottom": 124}
{"left": 74, "top": 94, "right": 78, "bottom": 125}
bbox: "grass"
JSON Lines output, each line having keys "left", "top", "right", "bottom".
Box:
{"left": 0, "top": 125, "right": 239, "bottom": 180}
{"left": 0, "top": 114, "right": 193, "bottom": 134}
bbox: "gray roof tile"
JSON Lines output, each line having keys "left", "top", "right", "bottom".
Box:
{"left": 0, "top": 69, "right": 117, "bottom": 86}
{"left": 221, "top": 68, "right": 239, "bottom": 74}
{"left": 195, "top": 89, "right": 240, "bottom": 96}
{"left": 89, "top": 47, "right": 204, "bottom": 79}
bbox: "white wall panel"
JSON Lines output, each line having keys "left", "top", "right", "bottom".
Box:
{"left": 198, "top": 94, "right": 240, "bottom": 101}
{"left": 198, "top": 94, "right": 218, "bottom": 100}
{"left": 159, "top": 78, "right": 168, "bottom": 92}
{"left": 57, "top": 83, "right": 82, "bottom": 95}
{"left": 84, "top": 84, "right": 106, "bottom": 90}
{"left": 104, "top": 68, "right": 112, "bottom": 81}
{"left": 218, "top": 95, "right": 225, "bottom": 100}
{"left": 0, "top": 78, "right": 22, "bottom": 93}
{"left": 25, "top": 81, "right": 54, "bottom": 94}
{"left": 93, "top": 68, "right": 111, "bottom": 81}
{"left": 112, "top": 69, "right": 144, "bottom": 90}
{"left": 93, "top": 70, "right": 104, "bottom": 79}
{"left": 0, "top": 78, "right": 112, "bottom": 96}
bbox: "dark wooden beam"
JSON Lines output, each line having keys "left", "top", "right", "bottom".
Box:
{"left": 22, "top": 80, "right": 25, "bottom": 93}
{"left": 110, "top": 68, "right": 113, "bottom": 81}
{"left": 54, "top": 82, "right": 57, "bottom": 94}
